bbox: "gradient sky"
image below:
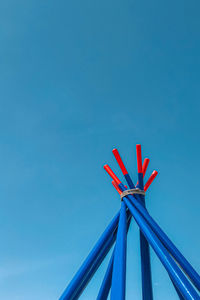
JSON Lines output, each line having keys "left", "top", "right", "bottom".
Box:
{"left": 0, "top": 0, "right": 200, "bottom": 299}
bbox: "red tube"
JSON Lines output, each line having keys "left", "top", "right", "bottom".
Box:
{"left": 136, "top": 144, "right": 143, "bottom": 173}
{"left": 112, "top": 180, "right": 122, "bottom": 194}
{"left": 144, "top": 171, "right": 158, "bottom": 191}
{"left": 112, "top": 181, "right": 128, "bottom": 194}
{"left": 112, "top": 149, "right": 128, "bottom": 175}
{"left": 104, "top": 165, "right": 121, "bottom": 185}
{"left": 142, "top": 158, "right": 150, "bottom": 177}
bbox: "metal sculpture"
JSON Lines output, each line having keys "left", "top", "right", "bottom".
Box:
{"left": 59, "top": 145, "right": 200, "bottom": 300}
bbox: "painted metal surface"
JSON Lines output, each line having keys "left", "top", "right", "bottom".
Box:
{"left": 59, "top": 212, "right": 120, "bottom": 300}
{"left": 105, "top": 162, "right": 200, "bottom": 293}
{"left": 112, "top": 147, "right": 153, "bottom": 300}
{"left": 111, "top": 201, "right": 127, "bottom": 300}
{"left": 124, "top": 197, "right": 200, "bottom": 300}
{"left": 59, "top": 145, "right": 200, "bottom": 300}
{"left": 97, "top": 212, "right": 132, "bottom": 300}
{"left": 136, "top": 145, "right": 153, "bottom": 300}
{"left": 118, "top": 183, "right": 200, "bottom": 292}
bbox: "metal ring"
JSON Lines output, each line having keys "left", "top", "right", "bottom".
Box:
{"left": 120, "top": 188, "right": 145, "bottom": 200}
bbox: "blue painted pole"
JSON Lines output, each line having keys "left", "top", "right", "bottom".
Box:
{"left": 119, "top": 183, "right": 200, "bottom": 292}
{"left": 59, "top": 211, "right": 120, "bottom": 300}
{"left": 136, "top": 145, "right": 153, "bottom": 300}
{"left": 123, "top": 197, "right": 200, "bottom": 300}
{"left": 171, "top": 277, "right": 185, "bottom": 300}
{"left": 97, "top": 211, "right": 132, "bottom": 300}
{"left": 104, "top": 165, "right": 200, "bottom": 292}
{"left": 71, "top": 233, "right": 116, "bottom": 300}
{"left": 113, "top": 147, "right": 153, "bottom": 300}
{"left": 112, "top": 150, "right": 184, "bottom": 300}
{"left": 96, "top": 251, "right": 114, "bottom": 300}
{"left": 111, "top": 201, "right": 127, "bottom": 300}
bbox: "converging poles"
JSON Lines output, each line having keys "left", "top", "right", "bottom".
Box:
{"left": 59, "top": 212, "right": 120, "bottom": 300}
{"left": 59, "top": 144, "right": 200, "bottom": 300}
{"left": 112, "top": 146, "right": 153, "bottom": 300}
{"left": 104, "top": 164, "right": 200, "bottom": 299}
{"left": 96, "top": 211, "right": 132, "bottom": 300}
{"left": 123, "top": 197, "right": 200, "bottom": 299}
{"left": 97, "top": 205, "right": 132, "bottom": 300}
{"left": 105, "top": 163, "right": 200, "bottom": 291}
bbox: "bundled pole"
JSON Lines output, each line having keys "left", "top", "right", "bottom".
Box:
{"left": 104, "top": 163, "right": 200, "bottom": 293}
{"left": 111, "top": 148, "right": 185, "bottom": 300}
{"left": 136, "top": 145, "right": 153, "bottom": 300}
{"left": 59, "top": 144, "right": 200, "bottom": 300}
{"left": 97, "top": 208, "right": 132, "bottom": 300}
{"left": 123, "top": 196, "right": 199, "bottom": 299}
{"left": 111, "top": 201, "right": 127, "bottom": 300}
{"left": 112, "top": 146, "right": 153, "bottom": 300}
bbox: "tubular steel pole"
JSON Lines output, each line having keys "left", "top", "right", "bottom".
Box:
{"left": 136, "top": 145, "right": 153, "bottom": 300}
{"left": 96, "top": 251, "right": 114, "bottom": 300}
{"left": 120, "top": 183, "right": 200, "bottom": 292}
{"left": 59, "top": 211, "right": 120, "bottom": 300}
{"left": 97, "top": 212, "right": 132, "bottom": 300}
{"left": 104, "top": 165, "right": 200, "bottom": 292}
{"left": 112, "top": 149, "right": 185, "bottom": 300}
{"left": 123, "top": 197, "right": 200, "bottom": 300}
{"left": 171, "top": 278, "right": 185, "bottom": 300}
{"left": 113, "top": 147, "right": 153, "bottom": 300}
{"left": 71, "top": 233, "right": 116, "bottom": 300}
{"left": 111, "top": 201, "right": 127, "bottom": 300}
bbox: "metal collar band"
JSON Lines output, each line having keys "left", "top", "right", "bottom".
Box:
{"left": 120, "top": 188, "right": 145, "bottom": 200}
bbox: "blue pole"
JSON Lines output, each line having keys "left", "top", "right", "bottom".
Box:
{"left": 113, "top": 147, "right": 153, "bottom": 300}
{"left": 111, "top": 201, "right": 127, "bottom": 300}
{"left": 136, "top": 145, "right": 153, "bottom": 300}
{"left": 123, "top": 197, "right": 200, "bottom": 300}
{"left": 97, "top": 212, "right": 132, "bottom": 300}
{"left": 71, "top": 233, "right": 116, "bottom": 300}
{"left": 112, "top": 150, "right": 184, "bottom": 300}
{"left": 140, "top": 229, "right": 152, "bottom": 300}
{"left": 96, "top": 251, "right": 114, "bottom": 300}
{"left": 59, "top": 211, "right": 120, "bottom": 300}
{"left": 104, "top": 164, "right": 200, "bottom": 292}
{"left": 104, "top": 164, "right": 200, "bottom": 297}
{"left": 171, "top": 277, "right": 185, "bottom": 300}
{"left": 118, "top": 182, "right": 200, "bottom": 292}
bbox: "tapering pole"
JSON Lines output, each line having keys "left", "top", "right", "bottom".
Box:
{"left": 111, "top": 201, "right": 127, "bottom": 300}
{"left": 104, "top": 165, "right": 200, "bottom": 292}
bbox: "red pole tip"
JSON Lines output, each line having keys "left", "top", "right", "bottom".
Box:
{"left": 104, "top": 164, "right": 121, "bottom": 185}
{"left": 112, "top": 149, "right": 128, "bottom": 175}
{"left": 136, "top": 144, "right": 142, "bottom": 173}
{"left": 144, "top": 170, "right": 158, "bottom": 192}
{"left": 142, "top": 158, "right": 150, "bottom": 177}
{"left": 112, "top": 180, "right": 122, "bottom": 194}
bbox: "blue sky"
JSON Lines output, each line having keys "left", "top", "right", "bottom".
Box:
{"left": 0, "top": 0, "right": 200, "bottom": 299}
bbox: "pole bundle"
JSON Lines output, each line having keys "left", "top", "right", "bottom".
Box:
{"left": 59, "top": 145, "right": 200, "bottom": 300}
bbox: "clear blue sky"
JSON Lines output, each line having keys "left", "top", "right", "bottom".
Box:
{"left": 0, "top": 0, "right": 200, "bottom": 299}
